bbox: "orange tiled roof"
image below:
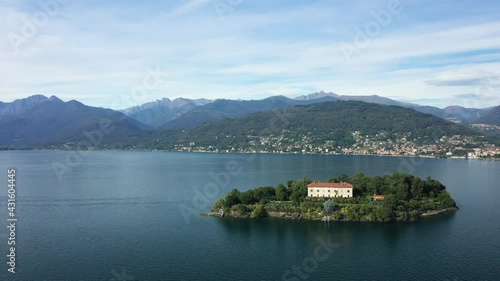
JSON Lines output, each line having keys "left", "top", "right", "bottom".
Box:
{"left": 307, "top": 182, "right": 353, "bottom": 188}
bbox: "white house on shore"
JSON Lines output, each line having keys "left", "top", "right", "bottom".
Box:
{"left": 307, "top": 182, "right": 354, "bottom": 198}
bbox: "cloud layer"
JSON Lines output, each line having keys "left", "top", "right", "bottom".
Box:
{"left": 1, "top": 0, "right": 499, "bottom": 109}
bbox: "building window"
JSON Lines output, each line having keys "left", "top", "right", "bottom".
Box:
{"left": 317, "top": 190, "right": 319, "bottom": 192}
{"left": 328, "top": 190, "right": 330, "bottom": 192}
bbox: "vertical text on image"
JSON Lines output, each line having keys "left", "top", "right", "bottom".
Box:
{"left": 7, "top": 169, "right": 17, "bottom": 274}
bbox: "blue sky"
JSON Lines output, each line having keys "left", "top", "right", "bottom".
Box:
{"left": 1, "top": 0, "right": 500, "bottom": 109}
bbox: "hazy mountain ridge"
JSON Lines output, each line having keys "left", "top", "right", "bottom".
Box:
{"left": 121, "top": 97, "right": 212, "bottom": 128}
{"left": 159, "top": 95, "right": 338, "bottom": 129}
{"left": 0, "top": 96, "right": 148, "bottom": 147}
{"left": 1, "top": 93, "right": 498, "bottom": 149}
{"left": 294, "top": 91, "right": 490, "bottom": 122}
{"left": 117, "top": 91, "right": 495, "bottom": 129}
{"left": 0, "top": 95, "right": 62, "bottom": 117}
{"left": 474, "top": 105, "right": 500, "bottom": 126}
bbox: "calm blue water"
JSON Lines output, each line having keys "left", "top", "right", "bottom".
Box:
{"left": 0, "top": 151, "right": 498, "bottom": 280}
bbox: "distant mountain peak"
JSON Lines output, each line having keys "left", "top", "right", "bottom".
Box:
{"left": 49, "top": 95, "right": 63, "bottom": 102}
{"left": 0, "top": 97, "right": 148, "bottom": 147}
{"left": 265, "top": 95, "right": 292, "bottom": 100}
{"left": 27, "top": 94, "right": 48, "bottom": 99}
{"left": 3, "top": 94, "right": 64, "bottom": 104}
{"left": 121, "top": 97, "right": 213, "bottom": 128}
{"left": 294, "top": 91, "right": 339, "bottom": 101}
{"left": 0, "top": 94, "right": 63, "bottom": 117}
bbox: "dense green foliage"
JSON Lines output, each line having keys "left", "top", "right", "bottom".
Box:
{"left": 212, "top": 172, "right": 457, "bottom": 222}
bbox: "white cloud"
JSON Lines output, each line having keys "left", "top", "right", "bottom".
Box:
{"left": 0, "top": 0, "right": 499, "bottom": 109}
{"left": 426, "top": 72, "right": 498, "bottom": 87}
{"left": 169, "top": 0, "right": 212, "bottom": 17}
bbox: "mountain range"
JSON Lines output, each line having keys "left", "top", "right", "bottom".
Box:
{"left": 119, "top": 101, "right": 484, "bottom": 151}
{"left": 295, "top": 91, "right": 489, "bottom": 122}
{"left": 121, "top": 92, "right": 492, "bottom": 130}
{"left": 0, "top": 93, "right": 498, "bottom": 148}
{"left": 159, "top": 95, "right": 338, "bottom": 129}
{"left": 0, "top": 94, "right": 60, "bottom": 117}
{"left": 475, "top": 105, "right": 500, "bottom": 126}
{"left": 121, "top": 97, "right": 212, "bottom": 128}
{"left": 0, "top": 96, "right": 147, "bottom": 147}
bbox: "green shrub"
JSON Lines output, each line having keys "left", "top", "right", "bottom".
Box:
{"left": 250, "top": 204, "right": 266, "bottom": 218}
{"left": 231, "top": 204, "right": 250, "bottom": 216}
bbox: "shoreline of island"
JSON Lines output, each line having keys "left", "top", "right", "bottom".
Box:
{"left": 202, "top": 206, "right": 459, "bottom": 222}
{"left": 204, "top": 173, "right": 460, "bottom": 223}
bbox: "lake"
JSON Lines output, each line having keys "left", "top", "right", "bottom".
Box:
{"left": 0, "top": 151, "right": 498, "bottom": 280}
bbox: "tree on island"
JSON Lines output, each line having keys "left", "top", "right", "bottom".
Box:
{"left": 323, "top": 200, "right": 336, "bottom": 214}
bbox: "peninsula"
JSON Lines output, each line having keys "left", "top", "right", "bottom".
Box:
{"left": 207, "top": 173, "right": 458, "bottom": 222}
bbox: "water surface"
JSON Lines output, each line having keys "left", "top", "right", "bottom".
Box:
{"left": 0, "top": 151, "right": 498, "bottom": 280}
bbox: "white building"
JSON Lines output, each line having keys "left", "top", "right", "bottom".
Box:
{"left": 307, "top": 182, "right": 354, "bottom": 198}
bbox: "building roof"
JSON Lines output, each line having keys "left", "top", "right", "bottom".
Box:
{"left": 307, "top": 182, "right": 353, "bottom": 188}
{"left": 373, "top": 195, "right": 385, "bottom": 200}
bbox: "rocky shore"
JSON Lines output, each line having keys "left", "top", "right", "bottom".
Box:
{"left": 203, "top": 206, "right": 459, "bottom": 222}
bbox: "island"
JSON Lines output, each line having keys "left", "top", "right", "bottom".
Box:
{"left": 206, "top": 172, "right": 458, "bottom": 222}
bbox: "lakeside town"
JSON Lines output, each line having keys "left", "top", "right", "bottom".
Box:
{"left": 173, "top": 129, "right": 500, "bottom": 159}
